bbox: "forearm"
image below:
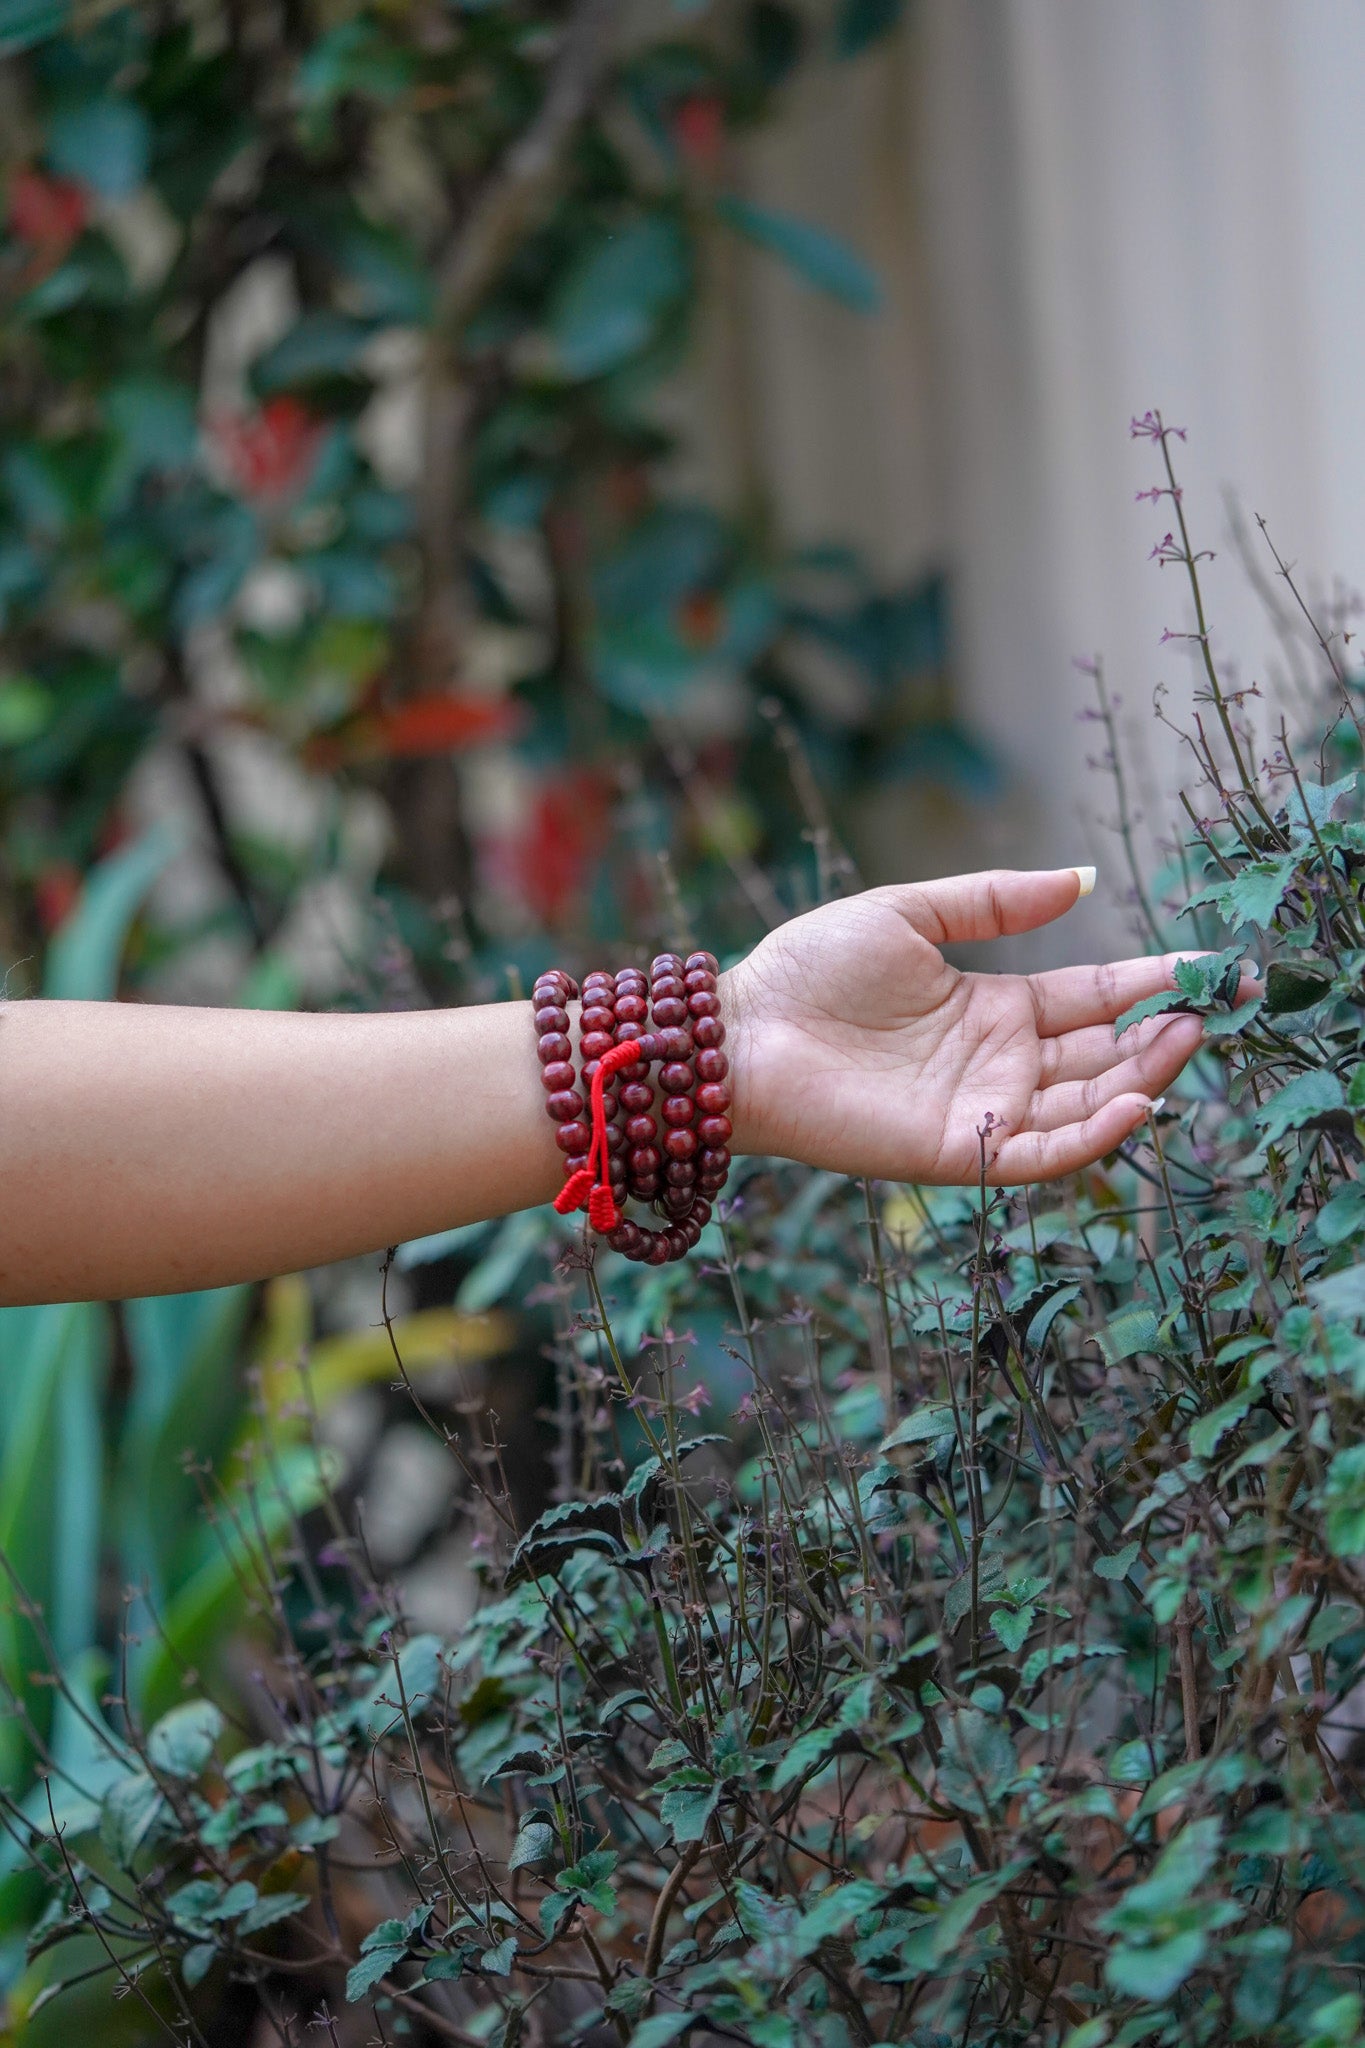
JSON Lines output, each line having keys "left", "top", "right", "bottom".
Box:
{"left": 0, "top": 979, "right": 759, "bottom": 1306}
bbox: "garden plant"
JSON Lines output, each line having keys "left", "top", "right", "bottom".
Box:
{"left": 6, "top": 415, "right": 1365, "bottom": 2048}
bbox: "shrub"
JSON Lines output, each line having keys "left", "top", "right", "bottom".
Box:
{"left": 14, "top": 418, "right": 1365, "bottom": 2047}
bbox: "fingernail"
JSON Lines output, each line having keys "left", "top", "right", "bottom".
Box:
{"left": 1071, "top": 865, "right": 1096, "bottom": 898}
{"left": 1147, "top": 1096, "right": 1166, "bottom": 1114}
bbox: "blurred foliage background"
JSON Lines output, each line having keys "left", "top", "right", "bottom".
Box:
{"left": 0, "top": 0, "right": 981, "bottom": 2028}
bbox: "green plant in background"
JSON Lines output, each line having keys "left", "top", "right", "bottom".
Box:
{"left": 9, "top": 422, "right": 1365, "bottom": 2045}
{"left": 0, "top": 0, "right": 959, "bottom": 1004}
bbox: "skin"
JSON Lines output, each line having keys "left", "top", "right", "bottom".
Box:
{"left": 0, "top": 866, "right": 1228, "bottom": 1306}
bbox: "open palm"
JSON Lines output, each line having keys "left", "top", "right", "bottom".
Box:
{"left": 723, "top": 868, "right": 1214, "bottom": 1185}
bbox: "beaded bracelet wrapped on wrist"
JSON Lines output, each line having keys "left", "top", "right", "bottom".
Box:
{"left": 532, "top": 952, "right": 731, "bottom": 1264}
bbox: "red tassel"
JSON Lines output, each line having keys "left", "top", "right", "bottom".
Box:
{"left": 554, "top": 1167, "right": 594, "bottom": 1214}
{"left": 588, "top": 1183, "right": 621, "bottom": 1233}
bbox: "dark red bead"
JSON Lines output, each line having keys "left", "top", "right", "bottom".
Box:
{"left": 687, "top": 990, "right": 720, "bottom": 1019}
{"left": 614, "top": 994, "right": 648, "bottom": 1024}
{"left": 651, "top": 953, "right": 683, "bottom": 976}
{"left": 581, "top": 1004, "right": 616, "bottom": 1032}
{"left": 651, "top": 975, "right": 686, "bottom": 1000}
{"left": 693, "top": 1016, "right": 725, "bottom": 1049}
{"left": 656, "top": 1027, "right": 690, "bottom": 1061}
{"left": 608, "top": 1220, "right": 644, "bottom": 1255}
{"left": 695, "top": 1082, "right": 730, "bottom": 1117}
{"left": 546, "top": 1090, "right": 584, "bottom": 1122}
{"left": 662, "top": 1095, "right": 695, "bottom": 1128}
{"left": 619, "top": 1081, "right": 653, "bottom": 1114}
{"left": 695, "top": 1048, "right": 728, "bottom": 1083}
{"left": 564, "top": 1152, "right": 589, "bottom": 1175}
{"left": 616, "top": 966, "right": 647, "bottom": 986}
{"left": 665, "top": 1227, "right": 690, "bottom": 1259}
{"left": 647, "top": 1234, "right": 672, "bottom": 1265}
{"left": 685, "top": 951, "right": 718, "bottom": 974}
{"left": 533, "top": 1004, "right": 570, "bottom": 1034}
{"left": 538, "top": 1031, "right": 572, "bottom": 1064}
{"left": 582, "top": 1058, "right": 600, "bottom": 1087}
{"left": 659, "top": 1061, "right": 693, "bottom": 1094}
{"left": 609, "top": 1156, "right": 627, "bottom": 1186}
{"left": 633, "top": 1174, "right": 661, "bottom": 1199}
{"left": 556, "top": 1121, "right": 591, "bottom": 1153}
{"left": 615, "top": 1021, "right": 647, "bottom": 1044}
{"left": 583, "top": 969, "right": 613, "bottom": 989}
{"left": 690, "top": 1198, "right": 711, "bottom": 1225}
{"left": 698, "top": 1145, "right": 730, "bottom": 1174}
{"left": 697, "top": 1114, "right": 733, "bottom": 1146}
{"left": 625, "top": 1114, "right": 657, "bottom": 1146}
{"left": 683, "top": 968, "right": 716, "bottom": 994}
{"left": 534, "top": 970, "right": 573, "bottom": 996}
{"left": 651, "top": 996, "right": 687, "bottom": 1027}
{"left": 603, "top": 1124, "right": 625, "bottom": 1154}
{"left": 634, "top": 1032, "right": 661, "bottom": 1064}
{"left": 664, "top": 1127, "right": 698, "bottom": 1161}
{"left": 682, "top": 1218, "right": 702, "bottom": 1247}
{"left": 629, "top": 1144, "right": 662, "bottom": 1176}
{"left": 664, "top": 1188, "right": 694, "bottom": 1216}
{"left": 580, "top": 1030, "right": 614, "bottom": 1060}
{"left": 665, "top": 1160, "right": 695, "bottom": 1187}
{"left": 541, "top": 1060, "right": 576, "bottom": 1092}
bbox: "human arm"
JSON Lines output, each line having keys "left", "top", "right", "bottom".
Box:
{"left": 0, "top": 866, "right": 1218, "bottom": 1305}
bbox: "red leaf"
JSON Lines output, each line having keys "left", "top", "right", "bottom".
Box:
{"left": 209, "top": 396, "right": 323, "bottom": 504}
{"left": 672, "top": 95, "right": 725, "bottom": 172}
{"left": 8, "top": 168, "right": 87, "bottom": 260}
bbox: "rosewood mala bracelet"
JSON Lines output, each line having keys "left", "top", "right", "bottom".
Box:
{"left": 532, "top": 952, "right": 732, "bottom": 1264}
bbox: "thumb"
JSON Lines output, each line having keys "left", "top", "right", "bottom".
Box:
{"left": 894, "top": 866, "right": 1095, "bottom": 947}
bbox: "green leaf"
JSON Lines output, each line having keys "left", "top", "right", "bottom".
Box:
{"left": 1098, "top": 1304, "right": 1159, "bottom": 1365}
{"left": 147, "top": 1700, "right": 224, "bottom": 1780}
{"left": 936, "top": 1707, "right": 1015, "bottom": 1817}
{"left": 1318, "top": 1183, "right": 1365, "bottom": 1247}
{"left": 1265, "top": 959, "right": 1332, "bottom": 1015}
{"left": 48, "top": 98, "right": 150, "bottom": 199}
{"left": 835, "top": 0, "right": 901, "bottom": 57}
{"left": 881, "top": 1405, "right": 956, "bottom": 1451}
{"left": 346, "top": 1946, "right": 405, "bottom": 2000}
{"left": 989, "top": 1605, "right": 1032, "bottom": 1653}
{"left": 183, "top": 1941, "right": 219, "bottom": 1987}
{"left": 237, "top": 1890, "right": 309, "bottom": 1935}
{"left": 1323, "top": 1445, "right": 1365, "bottom": 1555}
{"left": 1095, "top": 1542, "right": 1140, "bottom": 1582}
{"left": 1105, "top": 1926, "right": 1206, "bottom": 2001}
{"left": 627, "top": 2017, "right": 694, "bottom": 2048}
{"left": 251, "top": 314, "right": 374, "bottom": 397}
{"left": 1114, "top": 987, "right": 1195, "bottom": 1037}
{"left": 1186, "top": 854, "right": 1298, "bottom": 931}
{"left": 660, "top": 1778, "right": 720, "bottom": 1844}
{"left": 1309, "top": 1265, "right": 1365, "bottom": 1322}
{"left": 1255, "top": 1070, "right": 1346, "bottom": 1146}
{"left": 0, "top": 0, "right": 67, "bottom": 53}
{"left": 715, "top": 195, "right": 881, "bottom": 311}
{"left": 549, "top": 216, "right": 688, "bottom": 379}
{"left": 100, "top": 1770, "right": 166, "bottom": 1865}
{"left": 509, "top": 1818, "right": 556, "bottom": 1870}
{"left": 44, "top": 824, "right": 180, "bottom": 999}
{"left": 1189, "top": 1393, "right": 1253, "bottom": 1460}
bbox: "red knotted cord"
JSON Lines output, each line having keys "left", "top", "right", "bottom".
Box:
{"left": 553, "top": 1037, "right": 642, "bottom": 1231}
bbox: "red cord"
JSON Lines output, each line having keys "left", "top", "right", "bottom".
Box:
{"left": 552, "top": 1038, "right": 641, "bottom": 1230}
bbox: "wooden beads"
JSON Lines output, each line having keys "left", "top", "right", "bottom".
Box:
{"left": 534, "top": 951, "right": 730, "bottom": 1262}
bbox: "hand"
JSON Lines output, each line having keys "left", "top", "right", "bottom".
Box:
{"left": 721, "top": 868, "right": 1221, "bottom": 1186}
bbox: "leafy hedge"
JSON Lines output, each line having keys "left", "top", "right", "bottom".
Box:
{"left": 10, "top": 420, "right": 1365, "bottom": 2047}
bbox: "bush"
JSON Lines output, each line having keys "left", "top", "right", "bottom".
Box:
{"left": 14, "top": 422, "right": 1365, "bottom": 2047}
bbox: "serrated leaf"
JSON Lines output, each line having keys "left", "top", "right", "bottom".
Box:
{"left": 346, "top": 1946, "right": 405, "bottom": 2000}
{"left": 1095, "top": 1542, "right": 1140, "bottom": 1581}
{"left": 881, "top": 1405, "right": 955, "bottom": 1451}
{"left": 509, "top": 1819, "right": 556, "bottom": 1869}
{"left": 1098, "top": 1304, "right": 1159, "bottom": 1364}
{"left": 989, "top": 1605, "right": 1032, "bottom": 1653}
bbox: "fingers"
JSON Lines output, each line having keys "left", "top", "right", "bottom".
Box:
{"left": 1026, "top": 953, "right": 1260, "bottom": 1038}
{"left": 1028, "top": 1013, "right": 1201, "bottom": 1131}
{"left": 892, "top": 867, "right": 1090, "bottom": 947}
{"left": 1037, "top": 1010, "right": 1190, "bottom": 1087}
{"left": 986, "top": 1093, "right": 1155, "bottom": 1186}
